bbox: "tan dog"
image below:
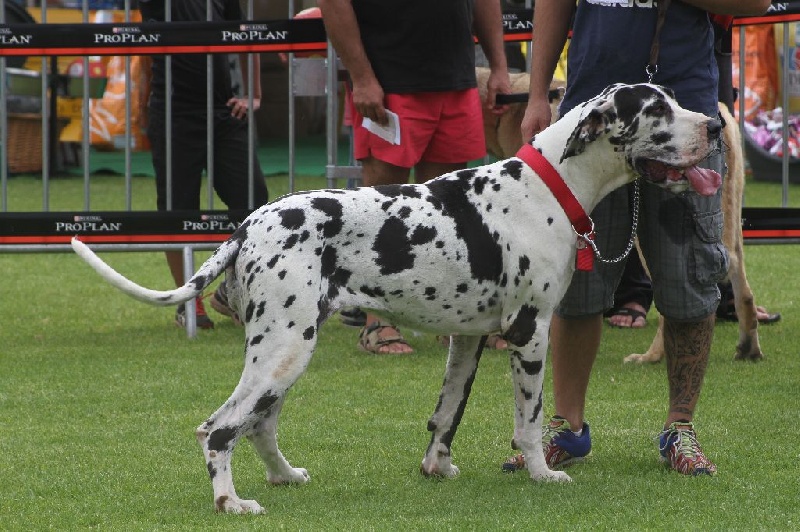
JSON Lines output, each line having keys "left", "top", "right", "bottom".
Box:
{"left": 478, "top": 67, "right": 764, "bottom": 362}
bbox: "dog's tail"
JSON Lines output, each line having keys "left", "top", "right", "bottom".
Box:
{"left": 71, "top": 235, "right": 242, "bottom": 306}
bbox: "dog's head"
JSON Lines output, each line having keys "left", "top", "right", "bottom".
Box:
{"left": 562, "top": 83, "right": 722, "bottom": 196}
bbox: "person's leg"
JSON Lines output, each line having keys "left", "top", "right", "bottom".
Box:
{"left": 639, "top": 148, "right": 727, "bottom": 475}
{"left": 549, "top": 313, "right": 602, "bottom": 430}
{"left": 149, "top": 109, "right": 212, "bottom": 327}
{"left": 606, "top": 252, "right": 652, "bottom": 328}
{"left": 357, "top": 157, "right": 415, "bottom": 354}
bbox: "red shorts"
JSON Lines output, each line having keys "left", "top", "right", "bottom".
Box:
{"left": 352, "top": 89, "right": 486, "bottom": 168}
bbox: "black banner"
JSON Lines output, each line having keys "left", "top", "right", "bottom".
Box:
{"left": 0, "top": 210, "right": 250, "bottom": 245}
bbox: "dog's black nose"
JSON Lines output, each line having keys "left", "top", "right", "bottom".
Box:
{"left": 707, "top": 118, "right": 722, "bottom": 140}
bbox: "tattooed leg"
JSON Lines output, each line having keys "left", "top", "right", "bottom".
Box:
{"left": 663, "top": 314, "right": 715, "bottom": 424}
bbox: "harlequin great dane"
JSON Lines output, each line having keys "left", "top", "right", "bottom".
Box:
{"left": 72, "top": 83, "right": 722, "bottom": 514}
{"left": 477, "top": 68, "right": 766, "bottom": 363}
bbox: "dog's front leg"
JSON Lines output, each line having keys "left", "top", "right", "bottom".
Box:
{"left": 508, "top": 328, "right": 571, "bottom": 483}
{"left": 420, "top": 335, "right": 486, "bottom": 478}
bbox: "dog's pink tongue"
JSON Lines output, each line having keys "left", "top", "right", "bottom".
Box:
{"left": 684, "top": 165, "right": 722, "bottom": 196}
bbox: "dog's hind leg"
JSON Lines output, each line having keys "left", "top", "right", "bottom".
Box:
{"left": 247, "top": 394, "right": 311, "bottom": 485}
{"left": 196, "top": 328, "right": 315, "bottom": 514}
{"left": 420, "top": 335, "right": 486, "bottom": 478}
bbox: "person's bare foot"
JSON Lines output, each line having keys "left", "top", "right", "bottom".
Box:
{"left": 606, "top": 302, "right": 648, "bottom": 328}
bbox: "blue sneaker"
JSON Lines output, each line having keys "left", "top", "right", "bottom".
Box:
{"left": 502, "top": 416, "right": 591, "bottom": 472}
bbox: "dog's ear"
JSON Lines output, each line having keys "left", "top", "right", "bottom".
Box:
{"left": 560, "top": 98, "right": 615, "bottom": 162}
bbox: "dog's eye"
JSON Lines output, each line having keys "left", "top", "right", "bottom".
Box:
{"left": 646, "top": 101, "right": 669, "bottom": 118}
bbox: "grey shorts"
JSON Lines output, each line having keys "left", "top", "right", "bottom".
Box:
{"left": 557, "top": 148, "right": 729, "bottom": 321}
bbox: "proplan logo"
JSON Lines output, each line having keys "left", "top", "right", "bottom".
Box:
{"left": 184, "top": 215, "right": 238, "bottom": 232}
{"left": 55, "top": 215, "right": 122, "bottom": 232}
{"left": 221, "top": 24, "right": 288, "bottom": 42}
{"left": 0, "top": 27, "right": 33, "bottom": 45}
{"left": 94, "top": 26, "right": 160, "bottom": 44}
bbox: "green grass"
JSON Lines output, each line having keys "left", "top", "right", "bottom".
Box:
{"left": 1, "top": 172, "right": 799, "bottom": 530}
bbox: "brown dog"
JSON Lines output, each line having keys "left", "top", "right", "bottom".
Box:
{"left": 477, "top": 67, "right": 764, "bottom": 362}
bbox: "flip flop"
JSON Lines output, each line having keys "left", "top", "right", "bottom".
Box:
{"left": 606, "top": 307, "right": 647, "bottom": 329}
{"left": 717, "top": 301, "right": 782, "bottom": 325}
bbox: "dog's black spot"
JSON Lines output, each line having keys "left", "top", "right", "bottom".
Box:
{"left": 245, "top": 260, "right": 257, "bottom": 273}
{"left": 518, "top": 255, "right": 530, "bottom": 276}
{"left": 303, "top": 326, "right": 315, "bottom": 341}
{"left": 283, "top": 233, "right": 300, "bottom": 250}
{"left": 410, "top": 225, "right": 437, "bottom": 246}
{"left": 279, "top": 208, "right": 305, "bottom": 230}
{"left": 472, "top": 175, "right": 490, "bottom": 195}
{"left": 360, "top": 285, "right": 386, "bottom": 298}
{"left": 250, "top": 335, "right": 263, "bottom": 346}
{"left": 207, "top": 427, "right": 237, "bottom": 452}
{"left": 457, "top": 169, "right": 478, "bottom": 181}
{"left": 426, "top": 180, "right": 503, "bottom": 283}
{"left": 207, "top": 463, "right": 217, "bottom": 479}
{"left": 398, "top": 206, "right": 412, "bottom": 219}
{"left": 650, "top": 131, "right": 673, "bottom": 145}
{"left": 284, "top": 295, "right": 296, "bottom": 308}
{"left": 287, "top": 321, "right": 295, "bottom": 328}
{"left": 456, "top": 283, "right": 468, "bottom": 294}
{"left": 251, "top": 392, "right": 278, "bottom": 415}
{"left": 543, "top": 282, "right": 549, "bottom": 291}
{"left": 547, "top": 217, "right": 554, "bottom": 225}
{"left": 501, "top": 160, "right": 524, "bottom": 180}
{"left": 374, "top": 184, "right": 422, "bottom": 199}
{"left": 424, "top": 287, "right": 437, "bottom": 300}
{"left": 245, "top": 301, "right": 256, "bottom": 322}
{"left": 504, "top": 304, "right": 539, "bottom": 347}
{"left": 256, "top": 301, "right": 266, "bottom": 319}
{"left": 311, "top": 197, "right": 344, "bottom": 237}
{"left": 267, "top": 254, "right": 280, "bottom": 269}
{"left": 373, "top": 217, "right": 415, "bottom": 274}
{"left": 278, "top": 270, "right": 287, "bottom": 280}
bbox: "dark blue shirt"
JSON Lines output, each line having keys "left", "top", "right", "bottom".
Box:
{"left": 562, "top": 0, "right": 719, "bottom": 118}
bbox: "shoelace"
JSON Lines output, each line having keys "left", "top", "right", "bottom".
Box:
{"left": 659, "top": 426, "right": 700, "bottom": 458}
{"left": 543, "top": 421, "right": 566, "bottom": 446}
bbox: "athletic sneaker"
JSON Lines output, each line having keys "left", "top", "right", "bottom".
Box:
{"left": 175, "top": 296, "right": 214, "bottom": 330}
{"left": 658, "top": 421, "right": 717, "bottom": 476}
{"left": 210, "top": 282, "right": 242, "bottom": 325}
{"left": 502, "top": 415, "right": 592, "bottom": 472}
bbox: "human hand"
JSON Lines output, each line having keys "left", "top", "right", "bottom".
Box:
{"left": 520, "top": 97, "right": 553, "bottom": 142}
{"left": 486, "top": 68, "right": 511, "bottom": 116}
{"left": 351, "top": 78, "right": 387, "bottom": 125}
{"left": 227, "top": 96, "right": 261, "bottom": 120}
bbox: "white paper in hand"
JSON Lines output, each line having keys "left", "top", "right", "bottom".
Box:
{"left": 362, "top": 109, "right": 401, "bottom": 145}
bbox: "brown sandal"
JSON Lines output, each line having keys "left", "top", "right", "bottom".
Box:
{"left": 358, "top": 321, "right": 413, "bottom": 354}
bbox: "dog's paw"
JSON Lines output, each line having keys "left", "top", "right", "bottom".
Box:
{"left": 268, "top": 467, "right": 310, "bottom": 485}
{"left": 530, "top": 469, "right": 571, "bottom": 483}
{"left": 215, "top": 495, "right": 265, "bottom": 515}
{"left": 420, "top": 461, "right": 460, "bottom": 479}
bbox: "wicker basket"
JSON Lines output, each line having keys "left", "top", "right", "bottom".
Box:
{"left": 7, "top": 113, "right": 45, "bottom": 174}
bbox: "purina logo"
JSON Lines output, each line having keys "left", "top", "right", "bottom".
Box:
{"left": 113, "top": 26, "right": 141, "bottom": 34}
{"left": 201, "top": 214, "right": 230, "bottom": 222}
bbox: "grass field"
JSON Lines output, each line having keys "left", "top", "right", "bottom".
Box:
{"left": 1, "top": 171, "right": 799, "bottom": 530}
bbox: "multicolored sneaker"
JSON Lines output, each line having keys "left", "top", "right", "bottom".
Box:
{"left": 175, "top": 296, "right": 214, "bottom": 330}
{"left": 210, "top": 282, "right": 242, "bottom": 326}
{"left": 501, "top": 416, "right": 591, "bottom": 472}
{"left": 658, "top": 421, "right": 717, "bottom": 476}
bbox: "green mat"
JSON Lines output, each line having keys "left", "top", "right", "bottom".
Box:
{"left": 63, "top": 135, "right": 352, "bottom": 178}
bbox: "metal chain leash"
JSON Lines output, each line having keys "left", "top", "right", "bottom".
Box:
{"left": 576, "top": 179, "right": 640, "bottom": 264}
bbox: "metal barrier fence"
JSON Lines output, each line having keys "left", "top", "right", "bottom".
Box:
{"left": 1, "top": 2, "right": 800, "bottom": 336}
